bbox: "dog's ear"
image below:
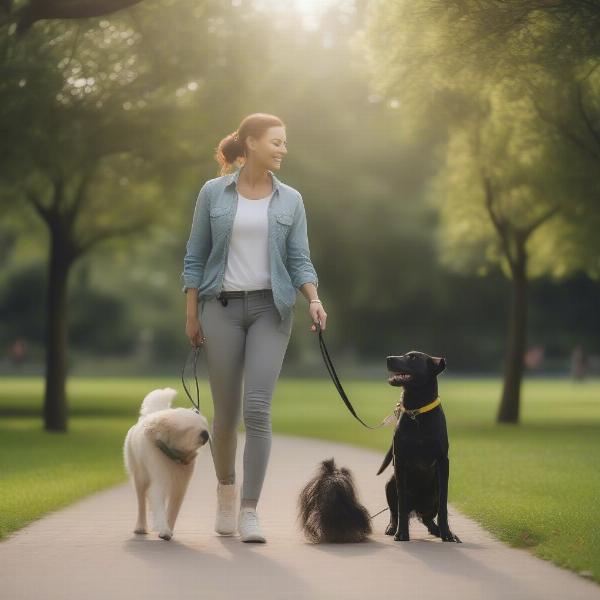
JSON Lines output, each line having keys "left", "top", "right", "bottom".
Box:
{"left": 431, "top": 356, "right": 446, "bottom": 375}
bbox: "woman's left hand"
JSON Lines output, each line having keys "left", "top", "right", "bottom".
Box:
{"left": 309, "top": 301, "right": 327, "bottom": 332}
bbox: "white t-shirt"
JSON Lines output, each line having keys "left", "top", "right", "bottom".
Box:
{"left": 222, "top": 190, "right": 274, "bottom": 291}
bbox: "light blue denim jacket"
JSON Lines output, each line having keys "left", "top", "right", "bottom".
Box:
{"left": 181, "top": 166, "right": 319, "bottom": 333}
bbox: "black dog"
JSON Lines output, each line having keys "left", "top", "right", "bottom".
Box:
{"left": 297, "top": 457, "right": 372, "bottom": 543}
{"left": 377, "top": 351, "right": 461, "bottom": 543}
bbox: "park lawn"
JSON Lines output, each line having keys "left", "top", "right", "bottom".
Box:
{"left": 0, "top": 376, "right": 599, "bottom": 584}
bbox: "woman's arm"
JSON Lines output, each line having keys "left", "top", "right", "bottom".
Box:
{"left": 181, "top": 181, "right": 212, "bottom": 294}
{"left": 182, "top": 182, "right": 211, "bottom": 345}
{"left": 286, "top": 194, "right": 319, "bottom": 291}
{"left": 186, "top": 287, "right": 199, "bottom": 319}
{"left": 185, "top": 286, "right": 205, "bottom": 346}
{"left": 302, "top": 281, "right": 327, "bottom": 331}
{"left": 299, "top": 282, "right": 319, "bottom": 303}
{"left": 287, "top": 194, "right": 327, "bottom": 330}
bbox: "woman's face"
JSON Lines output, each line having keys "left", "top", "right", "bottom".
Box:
{"left": 246, "top": 126, "right": 288, "bottom": 171}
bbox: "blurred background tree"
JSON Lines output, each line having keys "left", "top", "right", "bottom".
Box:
{"left": 359, "top": 0, "right": 600, "bottom": 422}
{"left": 1, "top": 0, "right": 599, "bottom": 430}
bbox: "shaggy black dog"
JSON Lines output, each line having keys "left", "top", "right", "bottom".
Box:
{"left": 297, "top": 457, "right": 372, "bottom": 543}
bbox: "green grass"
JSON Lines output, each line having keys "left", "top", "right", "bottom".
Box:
{"left": 1, "top": 376, "right": 599, "bottom": 584}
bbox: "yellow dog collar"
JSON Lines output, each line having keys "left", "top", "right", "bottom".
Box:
{"left": 395, "top": 397, "right": 441, "bottom": 421}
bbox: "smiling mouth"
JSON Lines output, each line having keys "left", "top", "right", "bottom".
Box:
{"left": 388, "top": 372, "right": 412, "bottom": 384}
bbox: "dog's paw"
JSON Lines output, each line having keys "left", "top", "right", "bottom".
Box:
{"left": 440, "top": 528, "right": 461, "bottom": 543}
{"left": 158, "top": 529, "right": 173, "bottom": 541}
{"left": 133, "top": 527, "right": 148, "bottom": 535}
{"left": 393, "top": 531, "right": 410, "bottom": 541}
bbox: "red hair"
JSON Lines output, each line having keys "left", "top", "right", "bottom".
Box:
{"left": 214, "top": 113, "right": 285, "bottom": 176}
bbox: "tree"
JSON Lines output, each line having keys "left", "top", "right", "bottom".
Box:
{"left": 1, "top": 0, "right": 144, "bottom": 36}
{"left": 429, "top": 78, "right": 562, "bottom": 422}
{"left": 0, "top": 0, "right": 236, "bottom": 430}
{"left": 358, "top": 0, "right": 600, "bottom": 422}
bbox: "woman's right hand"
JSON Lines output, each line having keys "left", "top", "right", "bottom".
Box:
{"left": 186, "top": 316, "right": 206, "bottom": 347}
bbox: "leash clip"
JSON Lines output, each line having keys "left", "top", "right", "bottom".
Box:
{"left": 396, "top": 402, "right": 418, "bottom": 420}
{"left": 394, "top": 402, "right": 402, "bottom": 420}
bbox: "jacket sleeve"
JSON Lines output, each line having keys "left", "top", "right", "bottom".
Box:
{"left": 181, "top": 182, "right": 212, "bottom": 293}
{"left": 286, "top": 193, "right": 319, "bottom": 291}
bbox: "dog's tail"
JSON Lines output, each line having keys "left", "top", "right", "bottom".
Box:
{"left": 376, "top": 443, "right": 393, "bottom": 475}
{"left": 140, "top": 387, "right": 178, "bottom": 416}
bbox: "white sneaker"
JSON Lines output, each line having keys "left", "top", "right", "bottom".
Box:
{"left": 214, "top": 482, "right": 238, "bottom": 535}
{"left": 238, "top": 507, "right": 266, "bottom": 543}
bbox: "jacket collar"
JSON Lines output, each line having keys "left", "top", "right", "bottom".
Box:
{"left": 225, "top": 165, "right": 281, "bottom": 194}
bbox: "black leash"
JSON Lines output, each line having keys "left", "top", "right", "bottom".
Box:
{"left": 180, "top": 344, "right": 214, "bottom": 456}
{"left": 181, "top": 345, "right": 202, "bottom": 412}
{"left": 314, "top": 320, "right": 396, "bottom": 430}
{"left": 314, "top": 320, "right": 392, "bottom": 520}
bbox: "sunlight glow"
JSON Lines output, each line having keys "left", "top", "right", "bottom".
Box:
{"left": 250, "top": 0, "right": 355, "bottom": 31}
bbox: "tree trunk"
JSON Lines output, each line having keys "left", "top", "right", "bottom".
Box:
{"left": 43, "top": 224, "right": 72, "bottom": 432}
{"left": 496, "top": 247, "right": 528, "bottom": 424}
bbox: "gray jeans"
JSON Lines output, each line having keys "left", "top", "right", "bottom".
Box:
{"left": 199, "top": 288, "right": 293, "bottom": 502}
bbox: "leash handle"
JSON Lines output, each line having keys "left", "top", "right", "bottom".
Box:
{"left": 314, "top": 320, "right": 396, "bottom": 430}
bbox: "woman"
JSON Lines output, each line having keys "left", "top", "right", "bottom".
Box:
{"left": 181, "top": 113, "right": 327, "bottom": 543}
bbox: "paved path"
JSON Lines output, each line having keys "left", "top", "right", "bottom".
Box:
{"left": 1, "top": 433, "right": 599, "bottom": 600}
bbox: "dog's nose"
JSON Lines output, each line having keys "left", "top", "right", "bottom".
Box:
{"left": 199, "top": 430, "right": 209, "bottom": 444}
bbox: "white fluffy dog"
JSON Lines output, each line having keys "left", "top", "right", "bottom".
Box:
{"left": 123, "top": 387, "right": 211, "bottom": 541}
